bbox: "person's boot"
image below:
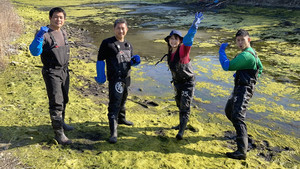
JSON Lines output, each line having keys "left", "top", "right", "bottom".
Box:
{"left": 176, "top": 112, "right": 189, "bottom": 140}
{"left": 226, "top": 137, "right": 248, "bottom": 160}
{"left": 118, "top": 110, "right": 133, "bottom": 126}
{"left": 62, "top": 110, "right": 74, "bottom": 131}
{"left": 50, "top": 110, "right": 71, "bottom": 145}
{"left": 54, "top": 129, "right": 72, "bottom": 145}
{"left": 108, "top": 118, "right": 118, "bottom": 144}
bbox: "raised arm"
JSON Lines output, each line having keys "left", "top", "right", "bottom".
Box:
{"left": 183, "top": 12, "right": 204, "bottom": 47}
{"left": 29, "top": 26, "right": 49, "bottom": 56}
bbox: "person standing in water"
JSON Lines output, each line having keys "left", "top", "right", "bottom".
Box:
{"left": 29, "top": 7, "right": 73, "bottom": 145}
{"left": 162, "top": 12, "right": 204, "bottom": 140}
{"left": 95, "top": 18, "right": 141, "bottom": 144}
{"left": 219, "top": 29, "right": 263, "bottom": 160}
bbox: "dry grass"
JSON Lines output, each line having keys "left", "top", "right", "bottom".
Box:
{"left": 0, "top": 0, "right": 22, "bottom": 71}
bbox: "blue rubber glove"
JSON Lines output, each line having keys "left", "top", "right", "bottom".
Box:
{"left": 131, "top": 55, "right": 141, "bottom": 66}
{"left": 219, "top": 43, "right": 230, "bottom": 71}
{"left": 192, "top": 12, "right": 204, "bottom": 29}
{"left": 95, "top": 60, "right": 106, "bottom": 84}
{"left": 29, "top": 26, "right": 49, "bottom": 56}
{"left": 36, "top": 26, "right": 49, "bottom": 41}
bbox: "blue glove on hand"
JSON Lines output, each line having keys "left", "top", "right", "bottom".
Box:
{"left": 131, "top": 55, "right": 141, "bottom": 66}
{"left": 95, "top": 60, "right": 106, "bottom": 84}
{"left": 36, "top": 26, "right": 49, "bottom": 41}
{"left": 192, "top": 12, "right": 204, "bottom": 29}
{"left": 219, "top": 43, "right": 230, "bottom": 71}
{"left": 29, "top": 26, "right": 49, "bottom": 56}
{"left": 219, "top": 43, "right": 228, "bottom": 51}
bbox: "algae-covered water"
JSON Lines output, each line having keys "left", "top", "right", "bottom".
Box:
{"left": 0, "top": 0, "right": 299, "bottom": 168}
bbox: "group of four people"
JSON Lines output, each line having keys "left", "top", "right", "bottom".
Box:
{"left": 29, "top": 7, "right": 263, "bottom": 160}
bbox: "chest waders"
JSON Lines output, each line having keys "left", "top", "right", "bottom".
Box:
{"left": 225, "top": 51, "right": 260, "bottom": 159}
{"left": 167, "top": 46, "right": 195, "bottom": 140}
{"left": 107, "top": 41, "right": 133, "bottom": 144}
{"left": 41, "top": 30, "right": 72, "bottom": 145}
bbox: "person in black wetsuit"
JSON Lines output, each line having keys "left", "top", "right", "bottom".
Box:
{"left": 219, "top": 29, "right": 263, "bottom": 160}
{"left": 95, "top": 18, "right": 141, "bottom": 144}
{"left": 29, "top": 7, "right": 73, "bottom": 145}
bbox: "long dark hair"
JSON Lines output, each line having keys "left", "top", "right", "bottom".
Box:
{"left": 167, "top": 34, "right": 182, "bottom": 68}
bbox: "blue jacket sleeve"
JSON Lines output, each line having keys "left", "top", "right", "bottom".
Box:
{"left": 29, "top": 37, "right": 43, "bottom": 56}
{"left": 183, "top": 26, "right": 197, "bottom": 47}
{"left": 95, "top": 60, "right": 106, "bottom": 84}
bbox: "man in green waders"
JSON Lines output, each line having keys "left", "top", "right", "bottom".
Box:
{"left": 219, "top": 29, "right": 263, "bottom": 159}
{"left": 29, "top": 7, "right": 73, "bottom": 145}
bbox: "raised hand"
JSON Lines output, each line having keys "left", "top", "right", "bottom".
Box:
{"left": 192, "top": 12, "right": 204, "bottom": 29}
{"left": 36, "top": 26, "right": 49, "bottom": 39}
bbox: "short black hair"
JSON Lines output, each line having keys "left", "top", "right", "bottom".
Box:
{"left": 114, "top": 18, "right": 127, "bottom": 28}
{"left": 49, "top": 7, "right": 66, "bottom": 18}
{"left": 235, "top": 29, "right": 249, "bottom": 37}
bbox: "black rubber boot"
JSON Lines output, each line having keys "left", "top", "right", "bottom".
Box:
{"left": 118, "top": 110, "right": 133, "bottom": 126}
{"left": 176, "top": 112, "right": 189, "bottom": 140}
{"left": 62, "top": 110, "right": 74, "bottom": 131}
{"left": 54, "top": 129, "right": 72, "bottom": 145}
{"left": 50, "top": 110, "right": 71, "bottom": 145}
{"left": 226, "top": 137, "right": 248, "bottom": 160}
{"left": 108, "top": 118, "right": 118, "bottom": 144}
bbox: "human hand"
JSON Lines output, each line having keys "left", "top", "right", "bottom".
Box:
{"left": 192, "top": 12, "right": 204, "bottom": 29}
{"left": 95, "top": 76, "right": 106, "bottom": 84}
{"left": 219, "top": 43, "right": 229, "bottom": 52}
{"left": 36, "top": 26, "right": 49, "bottom": 39}
{"left": 131, "top": 55, "right": 141, "bottom": 66}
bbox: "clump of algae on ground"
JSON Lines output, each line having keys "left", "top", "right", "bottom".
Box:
{"left": 0, "top": 0, "right": 299, "bottom": 168}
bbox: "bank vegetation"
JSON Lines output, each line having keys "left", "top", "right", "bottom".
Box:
{"left": 0, "top": 0, "right": 22, "bottom": 71}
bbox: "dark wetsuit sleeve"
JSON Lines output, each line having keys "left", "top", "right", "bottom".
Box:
{"left": 97, "top": 40, "right": 107, "bottom": 61}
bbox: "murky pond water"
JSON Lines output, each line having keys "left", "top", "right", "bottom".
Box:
{"left": 70, "top": 1, "right": 299, "bottom": 137}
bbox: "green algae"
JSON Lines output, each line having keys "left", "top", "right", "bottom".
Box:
{"left": 0, "top": 0, "right": 299, "bottom": 168}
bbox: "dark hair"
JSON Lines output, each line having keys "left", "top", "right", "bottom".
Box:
{"left": 114, "top": 18, "right": 127, "bottom": 28}
{"left": 49, "top": 7, "right": 66, "bottom": 18}
{"left": 235, "top": 29, "right": 249, "bottom": 37}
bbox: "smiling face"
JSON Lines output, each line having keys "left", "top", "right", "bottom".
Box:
{"left": 114, "top": 23, "right": 128, "bottom": 42}
{"left": 49, "top": 12, "right": 65, "bottom": 30}
{"left": 236, "top": 35, "right": 251, "bottom": 50}
{"left": 169, "top": 35, "right": 182, "bottom": 49}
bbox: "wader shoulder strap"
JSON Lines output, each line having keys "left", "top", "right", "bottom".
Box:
{"left": 48, "top": 30, "right": 68, "bottom": 47}
{"left": 155, "top": 54, "right": 168, "bottom": 66}
{"left": 48, "top": 32, "right": 58, "bottom": 47}
{"left": 245, "top": 50, "right": 260, "bottom": 70}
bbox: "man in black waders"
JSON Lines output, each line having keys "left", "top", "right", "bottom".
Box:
{"left": 95, "top": 18, "right": 141, "bottom": 144}
{"left": 29, "top": 7, "right": 73, "bottom": 145}
{"left": 219, "top": 29, "right": 263, "bottom": 160}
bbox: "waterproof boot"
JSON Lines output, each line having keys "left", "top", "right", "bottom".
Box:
{"left": 54, "top": 129, "right": 72, "bottom": 145}
{"left": 176, "top": 112, "right": 189, "bottom": 140}
{"left": 50, "top": 110, "right": 72, "bottom": 145}
{"left": 62, "top": 110, "right": 74, "bottom": 131}
{"left": 226, "top": 137, "right": 248, "bottom": 160}
{"left": 108, "top": 118, "right": 118, "bottom": 144}
{"left": 118, "top": 110, "right": 133, "bottom": 126}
